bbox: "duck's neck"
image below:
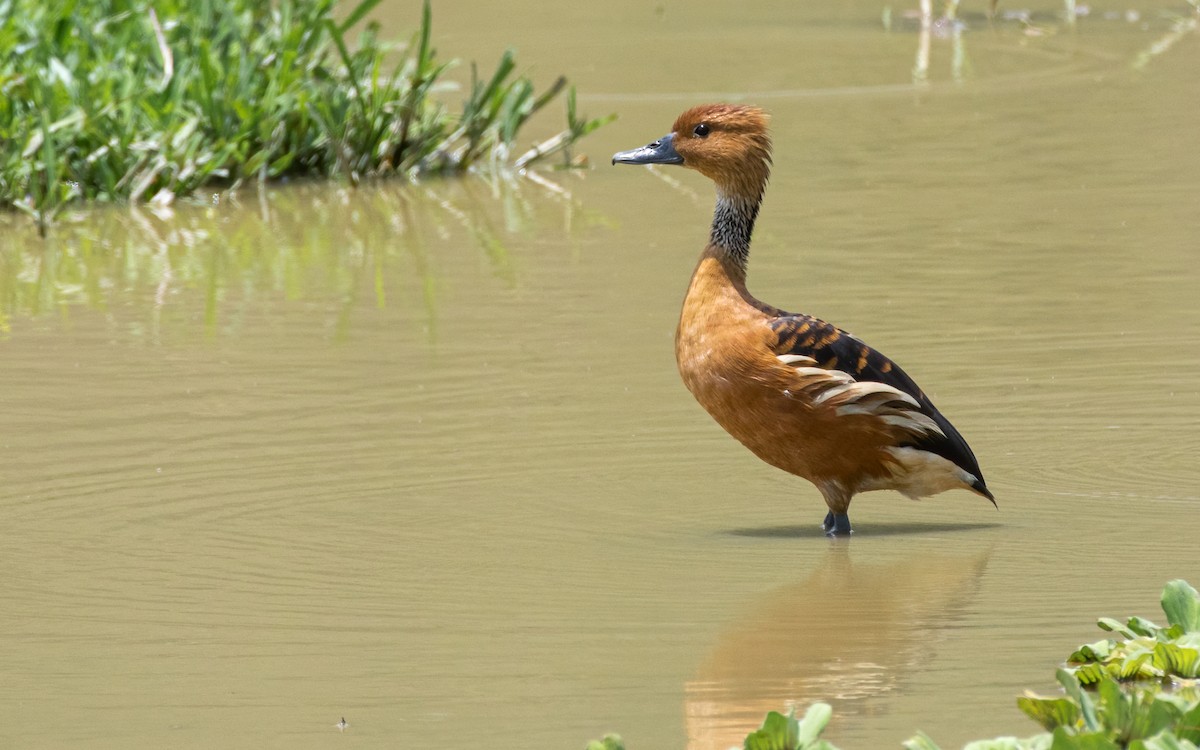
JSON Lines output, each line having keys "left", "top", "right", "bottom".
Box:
{"left": 709, "top": 189, "right": 762, "bottom": 281}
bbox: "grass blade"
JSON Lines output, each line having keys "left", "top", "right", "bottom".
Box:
{"left": 338, "top": 0, "right": 385, "bottom": 34}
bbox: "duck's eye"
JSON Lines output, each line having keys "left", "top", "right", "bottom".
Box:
{"left": 693, "top": 123, "right": 710, "bottom": 138}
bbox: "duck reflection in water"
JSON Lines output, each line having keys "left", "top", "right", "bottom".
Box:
{"left": 684, "top": 544, "right": 989, "bottom": 750}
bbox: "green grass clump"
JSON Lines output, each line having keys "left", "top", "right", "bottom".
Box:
{"left": 0, "top": 0, "right": 613, "bottom": 234}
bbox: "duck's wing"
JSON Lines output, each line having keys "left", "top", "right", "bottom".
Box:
{"left": 767, "top": 313, "right": 992, "bottom": 501}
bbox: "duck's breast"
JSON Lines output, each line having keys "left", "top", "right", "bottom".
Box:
{"left": 673, "top": 267, "right": 907, "bottom": 490}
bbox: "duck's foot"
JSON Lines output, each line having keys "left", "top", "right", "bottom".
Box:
{"left": 821, "top": 512, "right": 852, "bottom": 537}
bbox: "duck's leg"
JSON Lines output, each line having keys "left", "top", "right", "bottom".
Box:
{"left": 820, "top": 511, "right": 852, "bottom": 536}
{"left": 818, "top": 484, "right": 853, "bottom": 537}
{"left": 823, "top": 513, "right": 852, "bottom": 536}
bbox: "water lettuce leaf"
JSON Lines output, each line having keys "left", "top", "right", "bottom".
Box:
{"left": 1163, "top": 581, "right": 1200, "bottom": 633}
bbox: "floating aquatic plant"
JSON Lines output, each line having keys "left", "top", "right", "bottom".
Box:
{"left": 583, "top": 581, "right": 1200, "bottom": 750}
{"left": 911, "top": 581, "right": 1200, "bottom": 749}
{"left": 582, "top": 704, "right": 839, "bottom": 750}
{"left": 585, "top": 734, "right": 626, "bottom": 750}
{"left": 1010, "top": 670, "right": 1200, "bottom": 748}
{"left": 1067, "top": 580, "right": 1200, "bottom": 687}
{"left": 743, "top": 704, "right": 839, "bottom": 750}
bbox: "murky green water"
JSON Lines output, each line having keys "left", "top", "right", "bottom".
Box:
{"left": 3, "top": 2, "right": 1198, "bottom": 748}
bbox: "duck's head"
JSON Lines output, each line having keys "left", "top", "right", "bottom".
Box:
{"left": 612, "top": 104, "right": 772, "bottom": 198}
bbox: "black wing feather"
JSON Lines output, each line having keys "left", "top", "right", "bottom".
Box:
{"left": 766, "top": 311, "right": 992, "bottom": 500}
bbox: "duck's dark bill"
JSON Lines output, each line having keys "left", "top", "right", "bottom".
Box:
{"left": 612, "top": 133, "right": 683, "bottom": 166}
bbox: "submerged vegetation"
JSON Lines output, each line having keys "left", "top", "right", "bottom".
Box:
{"left": 586, "top": 581, "right": 1200, "bottom": 750}
{"left": 0, "top": 0, "right": 613, "bottom": 234}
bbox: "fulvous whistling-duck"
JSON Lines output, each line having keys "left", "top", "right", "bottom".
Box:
{"left": 613, "top": 104, "right": 993, "bottom": 536}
